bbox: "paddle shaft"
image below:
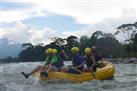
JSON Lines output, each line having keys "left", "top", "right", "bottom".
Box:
{"left": 71, "top": 67, "right": 83, "bottom": 74}
{"left": 90, "top": 69, "right": 96, "bottom": 78}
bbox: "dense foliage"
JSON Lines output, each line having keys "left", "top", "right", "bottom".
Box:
{"left": 116, "top": 22, "right": 137, "bottom": 57}
{"left": 0, "top": 22, "right": 137, "bottom": 62}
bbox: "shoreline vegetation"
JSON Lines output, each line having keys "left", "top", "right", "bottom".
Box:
{"left": 1, "top": 22, "right": 137, "bottom": 63}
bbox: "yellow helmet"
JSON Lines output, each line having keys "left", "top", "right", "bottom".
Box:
{"left": 71, "top": 47, "right": 79, "bottom": 53}
{"left": 85, "top": 47, "right": 91, "bottom": 54}
{"left": 45, "top": 48, "right": 52, "bottom": 54}
{"left": 52, "top": 49, "right": 57, "bottom": 54}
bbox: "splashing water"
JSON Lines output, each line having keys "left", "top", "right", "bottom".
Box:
{"left": 0, "top": 62, "right": 137, "bottom": 91}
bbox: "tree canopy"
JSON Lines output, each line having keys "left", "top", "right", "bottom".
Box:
{"left": 17, "top": 21, "right": 137, "bottom": 62}
{"left": 1, "top": 22, "right": 137, "bottom": 62}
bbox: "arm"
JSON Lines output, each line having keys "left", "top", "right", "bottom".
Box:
{"left": 41, "top": 55, "right": 52, "bottom": 70}
{"left": 57, "top": 54, "right": 65, "bottom": 66}
{"left": 90, "top": 55, "right": 96, "bottom": 69}
{"left": 61, "top": 50, "right": 68, "bottom": 60}
{"left": 74, "top": 62, "right": 84, "bottom": 69}
{"left": 83, "top": 55, "right": 86, "bottom": 63}
{"left": 45, "top": 55, "right": 52, "bottom": 65}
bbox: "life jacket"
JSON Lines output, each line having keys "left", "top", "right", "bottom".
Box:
{"left": 84, "top": 53, "right": 96, "bottom": 67}
{"left": 72, "top": 53, "right": 84, "bottom": 70}
{"left": 45, "top": 55, "right": 59, "bottom": 65}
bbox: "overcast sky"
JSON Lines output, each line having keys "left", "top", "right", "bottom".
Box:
{"left": 1, "top": 0, "right": 137, "bottom": 45}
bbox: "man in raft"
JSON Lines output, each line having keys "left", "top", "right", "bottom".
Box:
{"left": 21, "top": 48, "right": 66, "bottom": 78}
{"left": 40, "top": 48, "right": 66, "bottom": 76}
{"left": 91, "top": 46, "right": 102, "bottom": 62}
{"left": 83, "top": 47, "right": 97, "bottom": 72}
{"left": 66, "top": 47, "right": 85, "bottom": 74}
{"left": 91, "top": 46, "right": 104, "bottom": 67}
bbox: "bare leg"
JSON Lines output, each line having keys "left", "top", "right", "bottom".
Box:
{"left": 40, "top": 64, "right": 51, "bottom": 77}
{"left": 45, "top": 64, "right": 52, "bottom": 73}
{"left": 21, "top": 65, "right": 42, "bottom": 78}
{"left": 40, "top": 64, "right": 57, "bottom": 77}
{"left": 29, "top": 65, "right": 42, "bottom": 75}
{"left": 41, "top": 66, "right": 48, "bottom": 72}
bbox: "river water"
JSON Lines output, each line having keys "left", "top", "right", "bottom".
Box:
{"left": 0, "top": 62, "right": 137, "bottom": 91}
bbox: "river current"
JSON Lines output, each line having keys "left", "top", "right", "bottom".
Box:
{"left": 0, "top": 62, "right": 137, "bottom": 91}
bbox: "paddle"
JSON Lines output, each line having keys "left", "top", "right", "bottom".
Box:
{"left": 70, "top": 67, "right": 96, "bottom": 78}
{"left": 71, "top": 67, "right": 83, "bottom": 74}
{"left": 90, "top": 55, "right": 96, "bottom": 78}
{"left": 89, "top": 68, "right": 96, "bottom": 78}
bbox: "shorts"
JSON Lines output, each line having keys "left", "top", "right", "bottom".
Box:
{"left": 57, "top": 66, "right": 66, "bottom": 71}
{"left": 52, "top": 65, "right": 66, "bottom": 71}
{"left": 53, "top": 63, "right": 65, "bottom": 71}
{"left": 51, "top": 65, "right": 58, "bottom": 71}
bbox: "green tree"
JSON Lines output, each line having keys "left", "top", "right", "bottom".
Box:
{"left": 88, "top": 31, "right": 103, "bottom": 46}
{"left": 18, "top": 43, "right": 45, "bottom": 61}
{"left": 116, "top": 21, "right": 137, "bottom": 57}
{"left": 116, "top": 22, "right": 137, "bottom": 43}
{"left": 65, "top": 36, "right": 78, "bottom": 59}
{"left": 79, "top": 36, "right": 90, "bottom": 52}
{"left": 96, "top": 36, "right": 122, "bottom": 57}
{"left": 66, "top": 36, "right": 78, "bottom": 47}
{"left": 22, "top": 43, "right": 33, "bottom": 49}
{"left": 50, "top": 37, "right": 66, "bottom": 46}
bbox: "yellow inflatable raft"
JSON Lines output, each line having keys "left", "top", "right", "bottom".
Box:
{"left": 38, "top": 61, "right": 115, "bottom": 83}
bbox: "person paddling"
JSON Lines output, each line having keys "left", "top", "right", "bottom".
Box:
{"left": 83, "top": 47, "right": 96, "bottom": 77}
{"left": 67, "top": 47, "right": 85, "bottom": 74}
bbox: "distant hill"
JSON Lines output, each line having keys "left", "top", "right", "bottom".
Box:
{"left": 0, "top": 38, "right": 22, "bottom": 59}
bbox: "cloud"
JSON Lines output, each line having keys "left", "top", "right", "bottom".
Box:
{"left": 1, "top": 8, "right": 136, "bottom": 45}
{"left": 1, "top": 21, "right": 58, "bottom": 45}
{"left": 0, "top": 1, "right": 49, "bottom": 23}
{"left": 1, "top": 0, "right": 137, "bottom": 44}
{"left": 1, "top": 0, "right": 137, "bottom": 24}
{"left": 62, "top": 8, "right": 137, "bottom": 41}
